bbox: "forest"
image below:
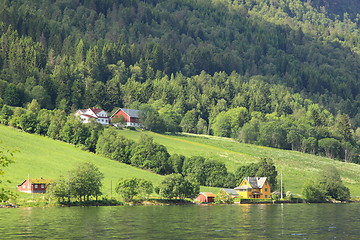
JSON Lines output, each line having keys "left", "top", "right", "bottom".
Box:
{"left": 0, "top": 0, "right": 359, "bottom": 162}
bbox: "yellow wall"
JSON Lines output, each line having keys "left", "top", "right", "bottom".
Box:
{"left": 260, "top": 182, "right": 271, "bottom": 199}
{"left": 235, "top": 179, "right": 271, "bottom": 199}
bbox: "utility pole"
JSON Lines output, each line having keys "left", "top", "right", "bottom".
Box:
{"left": 110, "top": 180, "right": 112, "bottom": 199}
{"left": 280, "top": 170, "right": 283, "bottom": 199}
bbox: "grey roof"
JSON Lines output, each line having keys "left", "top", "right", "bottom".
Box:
{"left": 221, "top": 189, "right": 239, "bottom": 196}
{"left": 234, "top": 186, "right": 251, "bottom": 190}
{"left": 121, "top": 108, "right": 140, "bottom": 118}
{"left": 245, "top": 177, "right": 267, "bottom": 188}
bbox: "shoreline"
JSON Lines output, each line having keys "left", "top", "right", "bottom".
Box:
{"left": 3, "top": 199, "right": 357, "bottom": 208}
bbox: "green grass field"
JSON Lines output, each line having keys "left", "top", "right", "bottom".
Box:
{"left": 2, "top": 125, "right": 360, "bottom": 199}
{"left": 117, "top": 129, "right": 360, "bottom": 196}
{"left": 0, "top": 125, "right": 218, "bottom": 201}
{"left": 0, "top": 125, "right": 165, "bottom": 198}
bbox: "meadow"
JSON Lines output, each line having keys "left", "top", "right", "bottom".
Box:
{"left": 118, "top": 129, "right": 360, "bottom": 196}
{"left": 2, "top": 125, "right": 360, "bottom": 199}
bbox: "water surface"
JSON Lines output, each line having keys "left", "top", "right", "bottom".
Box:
{"left": 1, "top": 204, "right": 359, "bottom": 239}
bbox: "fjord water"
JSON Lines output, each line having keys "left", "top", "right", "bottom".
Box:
{"left": 1, "top": 204, "right": 359, "bottom": 239}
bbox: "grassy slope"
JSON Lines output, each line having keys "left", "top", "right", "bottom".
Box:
{"left": 118, "top": 129, "right": 360, "bottom": 196}
{"left": 0, "top": 125, "right": 218, "bottom": 199}
{"left": 2, "top": 125, "right": 360, "bottom": 197}
{"left": 0, "top": 125, "right": 165, "bottom": 197}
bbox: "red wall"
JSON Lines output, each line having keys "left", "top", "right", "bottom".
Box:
{"left": 18, "top": 180, "right": 47, "bottom": 193}
{"left": 113, "top": 111, "right": 130, "bottom": 122}
{"left": 196, "top": 194, "right": 214, "bottom": 203}
{"left": 113, "top": 110, "right": 139, "bottom": 123}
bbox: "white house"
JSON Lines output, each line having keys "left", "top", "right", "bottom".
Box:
{"left": 76, "top": 108, "right": 110, "bottom": 125}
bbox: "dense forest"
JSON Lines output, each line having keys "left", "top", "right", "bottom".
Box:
{"left": 0, "top": 0, "right": 360, "bottom": 162}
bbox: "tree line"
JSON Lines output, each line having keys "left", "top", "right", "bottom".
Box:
{"left": 0, "top": 0, "right": 359, "bottom": 121}
{"left": 1, "top": 69, "right": 359, "bottom": 163}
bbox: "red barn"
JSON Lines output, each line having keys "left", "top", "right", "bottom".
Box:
{"left": 111, "top": 108, "right": 141, "bottom": 127}
{"left": 195, "top": 192, "right": 216, "bottom": 203}
{"left": 17, "top": 178, "right": 51, "bottom": 193}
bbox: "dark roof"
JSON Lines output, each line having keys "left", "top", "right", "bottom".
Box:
{"left": 245, "top": 177, "right": 267, "bottom": 188}
{"left": 221, "top": 189, "right": 239, "bottom": 196}
{"left": 121, "top": 108, "right": 140, "bottom": 118}
{"left": 90, "top": 108, "right": 104, "bottom": 114}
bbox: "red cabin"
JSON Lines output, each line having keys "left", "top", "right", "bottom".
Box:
{"left": 17, "top": 178, "right": 51, "bottom": 193}
{"left": 195, "top": 192, "right": 216, "bottom": 203}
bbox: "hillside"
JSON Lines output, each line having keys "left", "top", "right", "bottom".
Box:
{"left": 0, "top": 0, "right": 359, "bottom": 119}
{"left": 116, "top": 130, "right": 360, "bottom": 196}
{"left": 302, "top": 0, "right": 360, "bottom": 19}
{"left": 0, "top": 125, "right": 165, "bottom": 197}
{"left": 1, "top": 124, "right": 360, "bottom": 198}
{"left": 117, "top": 128, "right": 360, "bottom": 196}
{"left": 1, "top": 0, "right": 360, "bottom": 198}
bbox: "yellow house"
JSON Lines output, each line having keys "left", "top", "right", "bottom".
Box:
{"left": 234, "top": 177, "right": 271, "bottom": 199}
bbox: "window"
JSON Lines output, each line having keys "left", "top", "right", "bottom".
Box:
{"left": 265, "top": 188, "right": 268, "bottom": 192}
{"left": 265, "top": 195, "right": 268, "bottom": 198}
{"left": 22, "top": 185, "right": 25, "bottom": 189}
{"left": 41, "top": 184, "right": 45, "bottom": 188}
{"left": 34, "top": 185, "right": 38, "bottom": 189}
{"left": 247, "top": 189, "right": 251, "bottom": 192}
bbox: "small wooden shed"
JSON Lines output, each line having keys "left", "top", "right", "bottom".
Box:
{"left": 17, "top": 178, "right": 51, "bottom": 193}
{"left": 195, "top": 192, "right": 216, "bottom": 203}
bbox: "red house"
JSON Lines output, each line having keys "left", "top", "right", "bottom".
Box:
{"left": 195, "top": 192, "right": 216, "bottom": 203}
{"left": 111, "top": 108, "right": 141, "bottom": 127}
{"left": 17, "top": 178, "right": 51, "bottom": 193}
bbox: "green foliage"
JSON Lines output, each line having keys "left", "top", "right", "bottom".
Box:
{"left": 235, "top": 163, "right": 259, "bottom": 183}
{"left": 302, "top": 179, "right": 327, "bottom": 203}
{"left": 130, "top": 134, "right": 172, "bottom": 174}
{"left": 215, "top": 191, "right": 234, "bottom": 204}
{"left": 49, "top": 176, "right": 71, "bottom": 202}
{"left": 50, "top": 162, "right": 104, "bottom": 202}
{"left": 302, "top": 166, "right": 350, "bottom": 202}
{"left": 213, "top": 107, "right": 249, "bottom": 138}
{"left": 169, "top": 154, "right": 185, "bottom": 174}
{"left": 182, "top": 156, "right": 206, "bottom": 185}
{"left": 96, "top": 128, "right": 134, "bottom": 163}
{"left": 256, "top": 158, "right": 278, "bottom": 190}
{"left": 115, "top": 177, "right": 153, "bottom": 202}
{"left": 0, "top": 105, "right": 13, "bottom": 125}
{"left": 318, "top": 138, "right": 341, "bottom": 159}
{"left": 318, "top": 166, "right": 350, "bottom": 201}
{"left": 139, "top": 104, "right": 165, "bottom": 133}
{"left": 180, "top": 110, "right": 198, "bottom": 133}
{"left": 68, "top": 162, "right": 104, "bottom": 201}
{"left": 0, "top": 144, "right": 15, "bottom": 202}
{"left": 157, "top": 174, "right": 199, "bottom": 199}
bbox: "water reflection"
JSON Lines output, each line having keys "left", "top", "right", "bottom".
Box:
{"left": 1, "top": 204, "right": 360, "bottom": 239}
